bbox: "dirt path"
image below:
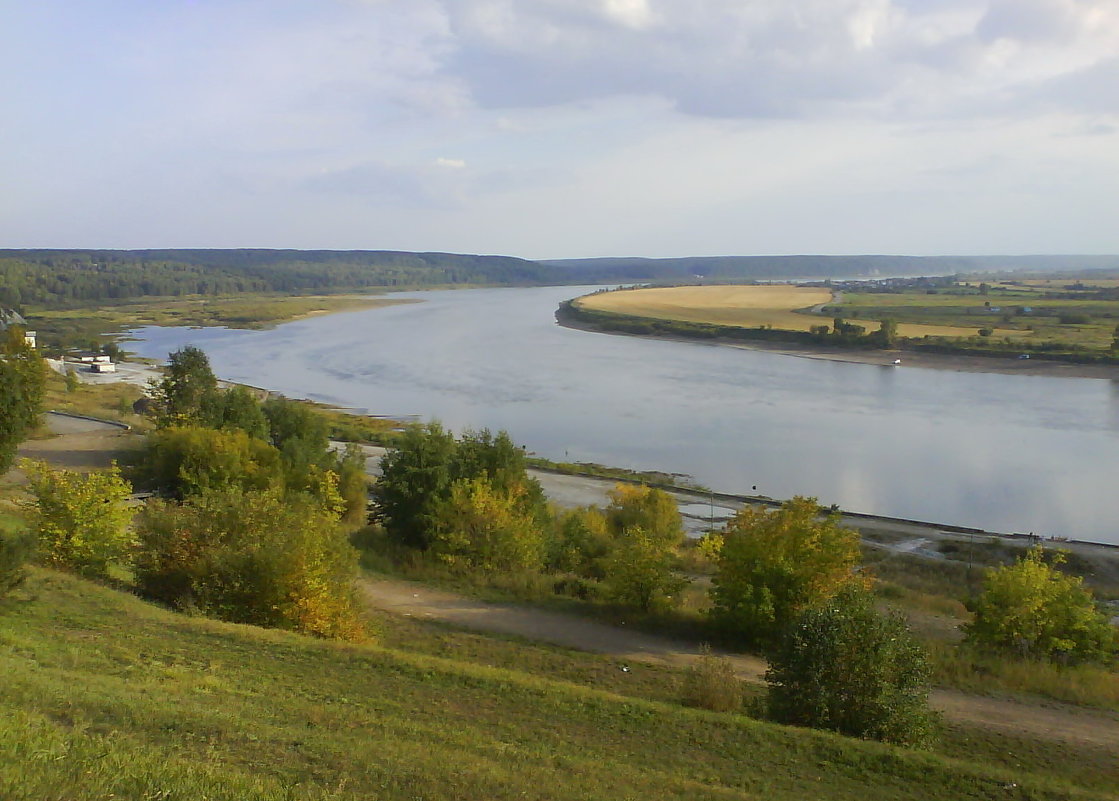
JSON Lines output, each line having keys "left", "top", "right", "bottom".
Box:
{"left": 6, "top": 413, "right": 141, "bottom": 479}
{"left": 359, "top": 575, "right": 1119, "bottom": 750}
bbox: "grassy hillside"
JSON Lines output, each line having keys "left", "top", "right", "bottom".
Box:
{"left": 0, "top": 569, "right": 1113, "bottom": 800}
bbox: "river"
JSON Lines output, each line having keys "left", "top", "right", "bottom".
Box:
{"left": 125, "top": 285, "right": 1119, "bottom": 545}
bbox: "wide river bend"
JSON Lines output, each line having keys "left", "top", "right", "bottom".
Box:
{"left": 126, "top": 285, "right": 1119, "bottom": 545}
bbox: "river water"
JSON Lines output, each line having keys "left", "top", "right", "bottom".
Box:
{"left": 125, "top": 285, "right": 1119, "bottom": 545}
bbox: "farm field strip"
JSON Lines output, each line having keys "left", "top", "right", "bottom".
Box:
{"left": 578, "top": 285, "right": 1017, "bottom": 339}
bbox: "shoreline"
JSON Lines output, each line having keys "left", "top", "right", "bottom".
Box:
{"left": 557, "top": 314, "right": 1119, "bottom": 380}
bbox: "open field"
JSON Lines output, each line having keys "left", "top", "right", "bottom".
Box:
{"left": 837, "top": 281, "right": 1119, "bottom": 349}
{"left": 578, "top": 285, "right": 1015, "bottom": 339}
{"left": 3, "top": 568, "right": 1117, "bottom": 801}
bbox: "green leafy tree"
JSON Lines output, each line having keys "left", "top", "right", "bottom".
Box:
{"left": 766, "top": 586, "right": 934, "bottom": 746}
{"left": 965, "top": 547, "right": 1117, "bottom": 663}
{"left": 602, "top": 525, "right": 687, "bottom": 613}
{"left": 213, "top": 385, "right": 269, "bottom": 440}
{"left": 263, "top": 397, "right": 329, "bottom": 467}
{"left": 374, "top": 422, "right": 457, "bottom": 549}
{"left": 24, "top": 461, "right": 134, "bottom": 579}
{"left": 374, "top": 424, "right": 544, "bottom": 550}
{"left": 134, "top": 487, "right": 365, "bottom": 641}
{"left": 139, "top": 426, "right": 284, "bottom": 499}
{"left": 872, "top": 318, "right": 898, "bottom": 348}
{"left": 150, "top": 345, "right": 219, "bottom": 428}
{"left": 430, "top": 476, "right": 544, "bottom": 572}
{"left": 547, "top": 505, "right": 612, "bottom": 576}
{"left": 336, "top": 443, "right": 370, "bottom": 528}
{"left": 0, "top": 326, "right": 46, "bottom": 472}
{"left": 709, "top": 496, "right": 867, "bottom": 646}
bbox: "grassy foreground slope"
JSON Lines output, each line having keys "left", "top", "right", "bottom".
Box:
{"left": 0, "top": 570, "right": 1110, "bottom": 801}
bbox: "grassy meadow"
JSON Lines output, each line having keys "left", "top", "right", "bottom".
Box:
{"left": 2, "top": 567, "right": 1118, "bottom": 800}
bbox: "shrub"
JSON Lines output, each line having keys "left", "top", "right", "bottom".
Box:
{"left": 0, "top": 529, "right": 33, "bottom": 597}
{"left": 134, "top": 487, "right": 366, "bottom": 641}
{"left": 965, "top": 547, "right": 1116, "bottom": 663}
{"left": 709, "top": 496, "right": 867, "bottom": 646}
{"left": 766, "top": 587, "right": 934, "bottom": 746}
{"left": 682, "top": 646, "right": 743, "bottom": 712}
{"left": 24, "top": 461, "right": 134, "bottom": 580}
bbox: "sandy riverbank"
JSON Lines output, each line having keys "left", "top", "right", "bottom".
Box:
{"left": 558, "top": 315, "right": 1119, "bottom": 380}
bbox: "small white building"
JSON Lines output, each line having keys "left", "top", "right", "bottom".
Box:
{"left": 90, "top": 361, "right": 117, "bottom": 373}
{"left": 0, "top": 309, "right": 35, "bottom": 348}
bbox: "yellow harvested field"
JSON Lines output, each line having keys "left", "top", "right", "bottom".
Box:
{"left": 578, "top": 285, "right": 1020, "bottom": 339}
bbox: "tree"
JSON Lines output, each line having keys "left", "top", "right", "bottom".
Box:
{"left": 150, "top": 345, "right": 219, "bottom": 427}
{"left": 429, "top": 476, "right": 544, "bottom": 572}
{"left": 373, "top": 422, "right": 457, "bottom": 549}
{"left": 139, "top": 425, "right": 284, "bottom": 499}
{"left": 871, "top": 318, "right": 898, "bottom": 348}
{"left": 0, "top": 326, "right": 46, "bottom": 473}
{"left": 965, "top": 547, "right": 1116, "bottom": 663}
{"left": 709, "top": 496, "right": 866, "bottom": 646}
{"left": 602, "top": 525, "right": 687, "bottom": 613}
{"left": 24, "top": 461, "right": 134, "bottom": 579}
{"left": 547, "top": 505, "right": 612, "bottom": 576}
{"left": 213, "top": 385, "right": 269, "bottom": 440}
{"left": 766, "top": 586, "right": 934, "bottom": 746}
{"left": 263, "top": 397, "right": 329, "bottom": 465}
{"left": 134, "top": 487, "right": 365, "bottom": 641}
{"left": 374, "top": 424, "right": 544, "bottom": 550}
{"left": 604, "top": 484, "right": 683, "bottom": 547}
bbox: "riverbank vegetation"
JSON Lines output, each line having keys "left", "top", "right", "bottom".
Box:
{"left": 567, "top": 274, "right": 1119, "bottom": 366}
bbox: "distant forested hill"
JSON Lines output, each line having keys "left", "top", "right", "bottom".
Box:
{"left": 3, "top": 249, "right": 1118, "bottom": 310}
{"left": 0, "top": 249, "right": 553, "bottom": 308}
{"left": 541, "top": 254, "right": 1119, "bottom": 281}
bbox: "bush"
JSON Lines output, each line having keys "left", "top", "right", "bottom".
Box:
{"left": 0, "top": 529, "right": 33, "bottom": 597}
{"left": 965, "top": 547, "right": 1116, "bottom": 663}
{"left": 134, "top": 488, "right": 366, "bottom": 641}
{"left": 766, "top": 587, "right": 934, "bottom": 746}
{"left": 24, "top": 461, "right": 134, "bottom": 580}
{"left": 682, "top": 646, "right": 743, "bottom": 712}
{"left": 709, "top": 497, "right": 867, "bottom": 647}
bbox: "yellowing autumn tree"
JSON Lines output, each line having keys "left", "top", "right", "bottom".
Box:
{"left": 709, "top": 496, "right": 867, "bottom": 646}
{"left": 966, "top": 547, "right": 1116, "bottom": 663}
{"left": 430, "top": 477, "right": 544, "bottom": 572}
{"left": 134, "top": 487, "right": 366, "bottom": 641}
{"left": 24, "top": 461, "right": 134, "bottom": 579}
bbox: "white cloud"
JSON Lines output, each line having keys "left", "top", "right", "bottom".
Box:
{"left": 435, "top": 157, "right": 467, "bottom": 168}
{"left": 439, "top": 0, "right": 1119, "bottom": 120}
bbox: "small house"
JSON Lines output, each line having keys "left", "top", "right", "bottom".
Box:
{"left": 90, "top": 361, "right": 117, "bottom": 373}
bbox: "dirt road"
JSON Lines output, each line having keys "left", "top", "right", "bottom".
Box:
{"left": 359, "top": 575, "right": 1119, "bottom": 750}
{"left": 7, "top": 413, "right": 140, "bottom": 478}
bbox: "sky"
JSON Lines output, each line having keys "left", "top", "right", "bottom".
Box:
{"left": 2, "top": 0, "right": 1118, "bottom": 258}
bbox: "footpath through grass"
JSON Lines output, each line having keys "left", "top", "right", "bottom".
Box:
{"left": 2, "top": 568, "right": 1114, "bottom": 801}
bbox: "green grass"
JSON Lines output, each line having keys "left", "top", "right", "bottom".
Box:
{"left": 3, "top": 568, "right": 1114, "bottom": 800}
{"left": 837, "top": 288, "right": 1119, "bottom": 349}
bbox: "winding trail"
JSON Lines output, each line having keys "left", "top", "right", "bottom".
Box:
{"left": 359, "top": 575, "right": 1119, "bottom": 751}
